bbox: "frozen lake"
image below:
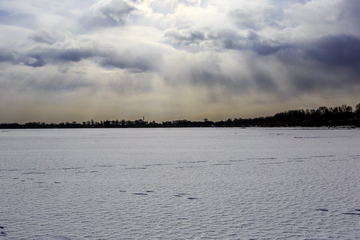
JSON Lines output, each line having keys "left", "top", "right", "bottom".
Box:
{"left": 1, "top": 128, "right": 360, "bottom": 239}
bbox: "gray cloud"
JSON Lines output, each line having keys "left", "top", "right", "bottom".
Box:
{"left": 79, "top": 15, "right": 119, "bottom": 30}
{"left": 2, "top": 0, "right": 360, "bottom": 123}
{"left": 341, "top": 0, "right": 360, "bottom": 27}
{"left": 29, "top": 30, "right": 67, "bottom": 45}
{"left": 177, "top": 0, "right": 200, "bottom": 7}
{"left": 151, "top": 0, "right": 200, "bottom": 14}
{"left": 0, "top": 48, "right": 15, "bottom": 62}
{"left": 162, "top": 27, "right": 291, "bottom": 56}
{"left": 79, "top": 0, "right": 137, "bottom": 30}
{"left": 99, "top": 54, "right": 160, "bottom": 72}
{"left": 228, "top": 8, "right": 283, "bottom": 31}
{"left": 269, "top": 0, "right": 311, "bottom": 7}
{"left": 162, "top": 28, "right": 205, "bottom": 45}
{"left": 97, "top": 0, "right": 135, "bottom": 20}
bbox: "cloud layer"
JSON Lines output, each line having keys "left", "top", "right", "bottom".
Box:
{"left": 1, "top": 0, "right": 360, "bottom": 122}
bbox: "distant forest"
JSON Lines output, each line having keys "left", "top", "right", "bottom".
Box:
{"left": 1, "top": 103, "right": 360, "bottom": 129}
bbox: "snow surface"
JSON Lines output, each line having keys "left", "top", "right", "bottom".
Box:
{"left": 1, "top": 128, "right": 360, "bottom": 239}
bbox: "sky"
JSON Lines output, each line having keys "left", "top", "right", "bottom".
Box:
{"left": 1, "top": 0, "right": 360, "bottom": 123}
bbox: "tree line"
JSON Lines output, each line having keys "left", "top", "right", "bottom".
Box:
{"left": 1, "top": 103, "right": 360, "bottom": 129}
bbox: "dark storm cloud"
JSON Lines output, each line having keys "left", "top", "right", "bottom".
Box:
{"left": 272, "top": 34, "right": 360, "bottom": 94}
{"left": 306, "top": 34, "right": 360, "bottom": 68}
{"left": 163, "top": 32, "right": 360, "bottom": 97}
{"left": 24, "top": 47, "right": 94, "bottom": 67}
{"left": 0, "top": 42, "right": 159, "bottom": 72}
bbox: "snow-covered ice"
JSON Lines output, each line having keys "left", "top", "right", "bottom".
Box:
{"left": 1, "top": 128, "right": 360, "bottom": 239}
